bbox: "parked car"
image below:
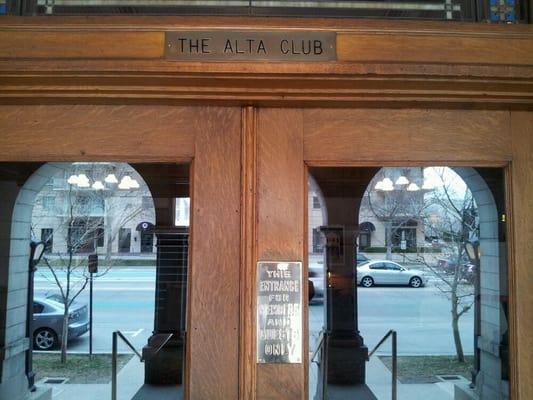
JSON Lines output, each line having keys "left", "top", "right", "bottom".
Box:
{"left": 356, "top": 260, "right": 428, "bottom": 288}
{"left": 357, "top": 253, "right": 370, "bottom": 265}
{"left": 463, "top": 264, "right": 477, "bottom": 284}
{"left": 32, "top": 295, "right": 89, "bottom": 350}
{"left": 437, "top": 256, "right": 472, "bottom": 275}
{"left": 309, "top": 252, "right": 370, "bottom": 302}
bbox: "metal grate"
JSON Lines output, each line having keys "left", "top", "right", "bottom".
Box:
{"left": 43, "top": 377, "right": 68, "bottom": 384}
{"left": 154, "top": 230, "right": 189, "bottom": 334}
{"left": 438, "top": 375, "right": 462, "bottom": 381}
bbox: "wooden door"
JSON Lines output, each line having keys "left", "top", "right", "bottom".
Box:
{"left": 248, "top": 106, "right": 523, "bottom": 400}
{"left": 0, "top": 104, "right": 243, "bottom": 400}
{"left": 0, "top": 104, "right": 529, "bottom": 400}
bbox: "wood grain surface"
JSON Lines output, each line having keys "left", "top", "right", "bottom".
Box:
{"left": 0, "top": 31, "right": 163, "bottom": 59}
{"left": 303, "top": 109, "right": 512, "bottom": 164}
{"left": 338, "top": 33, "right": 533, "bottom": 65}
{"left": 188, "top": 107, "right": 242, "bottom": 400}
{"left": 255, "top": 108, "right": 307, "bottom": 400}
{"left": 0, "top": 105, "right": 195, "bottom": 161}
{"left": 240, "top": 106, "right": 258, "bottom": 400}
{"left": 0, "top": 18, "right": 533, "bottom": 108}
{"left": 0, "top": 15, "right": 531, "bottom": 395}
{"left": 510, "top": 111, "right": 533, "bottom": 400}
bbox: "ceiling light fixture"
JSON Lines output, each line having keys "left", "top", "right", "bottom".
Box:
{"left": 395, "top": 176, "right": 409, "bottom": 185}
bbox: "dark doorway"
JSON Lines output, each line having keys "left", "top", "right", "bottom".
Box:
{"left": 119, "top": 227, "right": 131, "bottom": 253}
{"left": 141, "top": 231, "right": 154, "bottom": 253}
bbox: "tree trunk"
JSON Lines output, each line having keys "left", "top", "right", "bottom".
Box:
{"left": 385, "top": 221, "right": 393, "bottom": 260}
{"left": 451, "top": 293, "right": 465, "bottom": 362}
{"left": 60, "top": 305, "right": 69, "bottom": 364}
{"left": 106, "top": 215, "right": 113, "bottom": 261}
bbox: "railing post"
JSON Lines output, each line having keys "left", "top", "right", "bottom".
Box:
{"left": 112, "top": 331, "right": 117, "bottom": 400}
{"left": 392, "top": 330, "right": 397, "bottom": 400}
{"left": 322, "top": 331, "right": 328, "bottom": 400}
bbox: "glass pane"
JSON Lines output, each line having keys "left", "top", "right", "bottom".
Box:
{"left": 30, "top": 0, "right": 481, "bottom": 21}
{"left": 308, "top": 166, "right": 510, "bottom": 400}
{"left": 0, "top": 161, "right": 191, "bottom": 399}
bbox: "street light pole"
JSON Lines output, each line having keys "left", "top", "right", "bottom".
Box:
{"left": 465, "top": 240, "right": 480, "bottom": 386}
{"left": 26, "top": 240, "right": 45, "bottom": 392}
{"left": 88, "top": 253, "right": 98, "bottom": 358}
{"left": 89, "top": 272, "right": 93, "bottom": 357}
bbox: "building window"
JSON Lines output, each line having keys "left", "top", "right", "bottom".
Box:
{"left": 392, "top": 219, "right": 418, "bottom": 249}
{"left": 312, "top": 228, "right": 324, "bottom": 253}
{"left": 52, "top": 177, "right": 66, "bottom": 190}
{"left": 175, "top": 197, "right": 190, "bottom": 226}
{"left": 41, "top": 228, "right": 53, "bottom": 253}
{"left": 96, "top": 226, "right": 105, "bottom": 248}
{"left": 42, "top": 196, "right": 55, "bottom": 211}
{"left": 313, "top": 196, "right": 321, "bottom": 209}
{"left": 75, "top": 193, "right": 104, "bottom": 215}
{"left": 68, "top": 217, "right": 104, "bottom": 253}
{"left": 359, "top": 231, "right": 371, "bottom": 250}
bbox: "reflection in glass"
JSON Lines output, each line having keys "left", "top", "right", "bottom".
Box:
{"left": 308, "top": 166, "right": 509, "bottom": 400}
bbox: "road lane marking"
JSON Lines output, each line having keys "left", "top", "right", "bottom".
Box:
{"left": 35, "top": 287, "right": 155, "bottom": 292}
{"left": 122, "top": 329, "right": 144, "bottom": 337}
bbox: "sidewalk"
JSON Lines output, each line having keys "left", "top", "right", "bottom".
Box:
{"left": 310, "top": 356, "right": 463, "bottom": 400}
{"left": 366, "top": 355, "right": 462, "bottom": 399}
{"left": 43, "top": 352, "right": 459, "bottom": 400}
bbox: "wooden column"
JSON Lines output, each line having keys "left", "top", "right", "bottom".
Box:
{"left": 509, "top": 111, "right": 533, "bottom": 400}
{"left": 255, "top": 108, "right": 307, "bottom": 400}
{"left": 187, "top": 107, "right": 241, "bottom": 400}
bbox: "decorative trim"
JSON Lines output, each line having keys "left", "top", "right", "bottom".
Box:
{"left": 240, "top": 106, "right": 257, "bottom": 400}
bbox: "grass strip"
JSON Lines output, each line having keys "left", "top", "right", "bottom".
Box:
{"left": 379, "top": 355, "right": 474, "bottom": 382}
{"left": 34, "top": 353, "right": 134, "bottom": 384}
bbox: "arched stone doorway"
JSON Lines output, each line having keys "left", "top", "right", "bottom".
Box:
{"left": 308, "top": 166, "right": 508, "bottom": 400}
{"left": 0, "top": 161, "right": 190, "bottom": 400}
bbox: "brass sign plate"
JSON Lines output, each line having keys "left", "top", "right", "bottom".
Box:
{"left": 165, "top": 31, "right": 336, "bottom": 61}
{"left": 257, "top": 261, "right": 302, "bottom": 364}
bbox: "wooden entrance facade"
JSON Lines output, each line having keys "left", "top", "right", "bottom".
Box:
{"left": 0, "top": 16, "right": 532, "bottom": 400}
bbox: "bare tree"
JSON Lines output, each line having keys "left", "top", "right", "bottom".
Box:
{"left": 361, "top": 167, "right": 477, "bottom": 362}
{"left": 32, "top": 164, "right": 146, "bottom": 363}
{"left": 417, "top": 168, "right": 477, "bottom": 362}
{"left": 362, "top": 169, "right": 428, "bottom": 260}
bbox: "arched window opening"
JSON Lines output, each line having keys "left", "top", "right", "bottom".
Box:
{"left": 307, "top": 166, "right": 509, "bottom": 400}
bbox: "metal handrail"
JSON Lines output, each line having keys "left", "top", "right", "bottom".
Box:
{"left": 311, "top": 330, "right": 328, "bottom": 400}
{"left": 111, "top": 330, "right": 172, "bottom": 400}
{"left": 311, "top": 331, "right": 325, "bottom": 363}
{"left": 367, "top": 329, "right": 397, "bottom": 400}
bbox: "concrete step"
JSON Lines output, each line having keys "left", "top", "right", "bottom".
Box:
{"left": 131, "top": 384, "right": 182, "bottom": 400}
{"left": 325, "top": 384, "right": 378, "bottom": 400}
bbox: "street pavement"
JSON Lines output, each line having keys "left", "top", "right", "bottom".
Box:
{"left": 34, "top": 267, "right": 156, "bottom": 353}
{"left": 310, "top": 284, "right": 474, "bottom": 356}
{"left": 34, "top": 267, "right": 474, "bottom": 356}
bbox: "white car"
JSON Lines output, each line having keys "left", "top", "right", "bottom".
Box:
{"left": 357, "top": 260, "right": 428, "bottom": 288}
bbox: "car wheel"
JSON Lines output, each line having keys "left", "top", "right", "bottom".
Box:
{"left": 361, "top": 276, "right": 374, "bottom": 288}
{"left": 34, "top": 328, "right": 58, "bottom": 350}
{"left": 409, "top": 276, "right": 422, "bottom": 288}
